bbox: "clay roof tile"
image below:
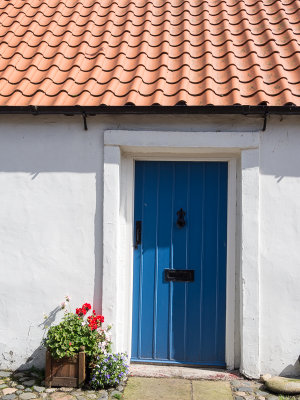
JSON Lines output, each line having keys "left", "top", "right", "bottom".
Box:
{"left": 0, "top": 0, "right": 299, "bottom": 106}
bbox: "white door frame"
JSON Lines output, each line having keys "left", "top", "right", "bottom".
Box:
{"left": 102, "top": 130, "right": 260, "bottom": 376}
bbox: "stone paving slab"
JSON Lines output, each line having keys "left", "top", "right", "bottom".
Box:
{"left": 123, "top": 377, "right": 191, "bottom": 400}
{"left": 123, "top": 377, "right": 235, "bottom": 400}
{"left": 193, "top": 381, "right": 233, "bottom": 400}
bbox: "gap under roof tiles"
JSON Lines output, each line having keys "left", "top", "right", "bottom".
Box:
{"left": 0, "top": 0, "right": 299, "bottom": 107}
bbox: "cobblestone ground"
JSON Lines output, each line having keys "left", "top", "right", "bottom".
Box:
{"left": 231, "top": 378, "right": 300, "bottom": 400}
{"left": 0, "top": 371, "right": 125, "bottom": 400}
{"left": 1, "top": 370, "right": 300, "bottom": 400}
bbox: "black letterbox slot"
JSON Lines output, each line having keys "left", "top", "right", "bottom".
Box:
{"left": 164, "top": 269, "right": 194, "bottom": 282}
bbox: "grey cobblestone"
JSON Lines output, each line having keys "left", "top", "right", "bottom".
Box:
{"left": 32, "top": 388, "right": 44, "bottom": 394}
{"left": 19, "top": 394, "right": 37, "bottom": 400}
{"left": 230, "top": 378, "right": 281, "bottom": 400}
{"left": 2, "top": 394, "right": 17, "bottom": 400}
{"left": 72, "top": 392, "right": 83, "bottom": 397}
{"left": 234, "top": 391, "right": 246, "bottom": 396}
{"left": 95, "top": 391, "right": 108, "bottom": 400}
{"left": 0, "top": 370, "right": 125, "bottom": 400}
{"left": 234, "top": 386, "right": 254, "bottom": 393}
{"left": 29, "top": 374, "right": 39, "bottom": 380}
{"left": 0, "top": 373, "right": 11, "bottom": 379}
{"left": 22, "top": 382, "right": 36, "bottom": 388}
{"left": 256, "top": 389, "right": 270, "bottom": 396}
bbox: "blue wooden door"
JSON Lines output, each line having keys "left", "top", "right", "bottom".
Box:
{"left": 131, "top": 161, "right": 228, "bottom": 366}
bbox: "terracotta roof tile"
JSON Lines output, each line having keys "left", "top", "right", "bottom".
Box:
{"left": 0, "top": 0, "right": 299, "bottom": 106}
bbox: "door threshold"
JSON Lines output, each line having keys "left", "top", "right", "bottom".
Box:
{"left": 129, "top": 363, "right": 240, "bottom": 381}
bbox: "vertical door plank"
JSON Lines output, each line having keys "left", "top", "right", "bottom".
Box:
{"left": 185, "top": 162, "right": 205, "bottom": 362}
{"left": 131, "top": 161, "right": 144, "bottom": 359}
{"left": 172, "top": 162, "right": 189, "bottom": 361}
{"left": 201, "top": 162, "right": 219, "bottom": 362}
{"left": 215, "top": 163, "right": 228, "bottom": 363}
{"left": 140, "top": 162, "right": 159, "bottom": 359}
{"left": 155, "top": 162, "right": 173, "bottom": 360}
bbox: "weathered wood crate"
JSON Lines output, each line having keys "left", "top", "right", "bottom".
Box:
{"left": 45, "top": 350, "right": 86, "bottom": 388}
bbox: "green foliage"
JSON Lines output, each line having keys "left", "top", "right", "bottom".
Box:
{"left": 279, "top": 397, "right": 298, "bottom": 400}
{"left": 90, "top": 353, "right": 129, "bottom": 389}
{"left": 44, "top": 312, "right": 99, "bottom": 359}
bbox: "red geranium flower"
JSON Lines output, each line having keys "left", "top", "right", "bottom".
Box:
{"left": 87, "top": 313, "right": 104, "bottom": 330}
{"left": 76, "top": 308, "right": 84, "bottom": 317}
{"left": 82, "top": 303, "right": 91, "bottom": 311}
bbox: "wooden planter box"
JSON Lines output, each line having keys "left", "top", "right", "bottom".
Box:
{"left": 45, "top": 350, "right": 86, "bottom": 388}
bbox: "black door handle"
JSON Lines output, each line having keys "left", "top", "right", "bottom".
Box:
{"left": 135, "top": 221, "right": 142, "bottom": 249}
{"left": 176, "top": 208, "right": 186, "bottom": 228}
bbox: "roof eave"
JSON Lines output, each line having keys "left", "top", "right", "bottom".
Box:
{"left": 0, "top": 105, "right": 300, "bottom": 115}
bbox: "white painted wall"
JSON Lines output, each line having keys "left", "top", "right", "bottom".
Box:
{"left": 259, "top": 117, "right": 300, "bottom": 377}
{"left": 0, "top": 115, "right": 103, "bottom": 369}
{"left": 0, "top": 113, "right": 299, "bottom": 378}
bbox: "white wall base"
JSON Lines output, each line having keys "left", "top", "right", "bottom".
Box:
{"left": 240, "top": 149, "right": 260, "bottom": 378}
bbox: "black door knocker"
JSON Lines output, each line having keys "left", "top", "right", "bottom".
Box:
{"left": 176, "top": 208, "right": 186, "bottom": 228}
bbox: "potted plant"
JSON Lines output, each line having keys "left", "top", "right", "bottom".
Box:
{"left": 90, "top": 353, "right": 129, "bottom": 390}
{"left": 43, "top": 298, "right": 111, "bottom": 388}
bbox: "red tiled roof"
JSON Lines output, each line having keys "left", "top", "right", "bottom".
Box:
{"left": 0, "top": 0, "right": 299, "bottom": 107}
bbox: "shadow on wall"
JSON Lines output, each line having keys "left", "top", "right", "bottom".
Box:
{"left": 14, "top": 306, "right": 62, "bottom": 371}
{"left": 39, "top": 306, "right": 61, "bottom": 332}
{"left": 16, "top": 346, "right": 46, "bottom": 372}
{"left": 280, "top": 359, "right": 300, "bottom": 377}
{"left": 260, "top": 116, "right": 300, "bottom": 181}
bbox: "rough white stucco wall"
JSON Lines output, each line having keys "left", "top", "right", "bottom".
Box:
{"left": 0, "top": 116, "right": 103, "bottom": 369}
{"left": 0, "top": 114, "right": 299, "bottom": 378}
{"left": 259, "top": 118, "right": 300, "bottom": 377}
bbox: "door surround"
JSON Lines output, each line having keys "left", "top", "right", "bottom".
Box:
{"left": 102, "top": 130, "right": 260, "bottom": 376}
